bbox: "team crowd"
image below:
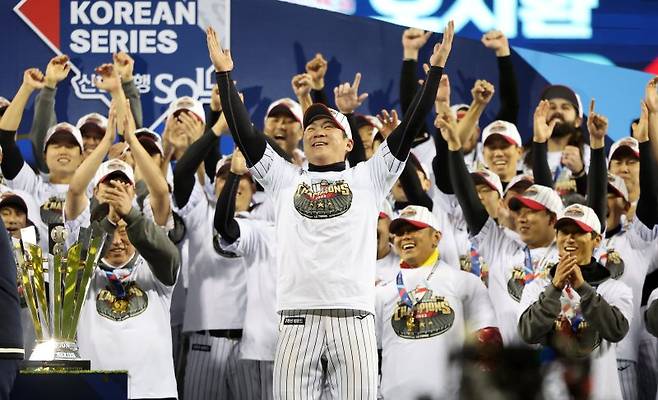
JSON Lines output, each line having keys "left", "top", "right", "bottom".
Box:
{"left": 2, "top": 21, "right": 658, "bottom": 400}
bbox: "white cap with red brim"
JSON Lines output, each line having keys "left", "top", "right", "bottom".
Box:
{"left": 608, "top": 137, "right": 640, "bottom": 165}
{"left": 167, "top": 96, "right": 206, "bottom": 123}
{"left": 389, "top": 205, "right": 441, "bottom": 234}
{"left": 43, "top": 122, "right": 84, "bottom": 152}
{"left": 471, "top": 168, "right": 503, "bottom": 198}
{"left": 378, "top": 200, "right": 394, "bottom": 220}
{"left": 504, "top": 174, "right": 534, "bottom": 196}
{"left": 555, "top": 203, "right": 601, "bottom": 235}
{"left": 92, "top": 159, "right": 135, "bottom": 188}
{"left": 607, "top": 173, "right": 629, "bottom": 203}
{"left": 482, "top": 120, "right": 522, "bottom": 148}
{"left": 135, "top": 128, "right": 164, "bottom": 157}
{"left": 76, "top": 113, "right": 108, "bottom": 133}
{"left": 303, "top": 103, "right": 352, "bottom": 140}
{"left": 509, "top": 184, "right": 564, "bottom": 215}
{"left": 266, "top": 98, "right": 303, "bottom": 124}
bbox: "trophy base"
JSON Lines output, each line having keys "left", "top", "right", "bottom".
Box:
{"left": 23, "top": 340, "right": 90, "bottom": 370}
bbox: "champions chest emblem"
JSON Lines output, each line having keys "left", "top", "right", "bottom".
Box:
{"left": 41, "top": 196, "right": 65, "bottom": 225}
{"left": 96, "top": 282, "right": 148, "bottom": 321}
{"left": 293, "top": 179, "right": 353, "bottom": 219}
{"left": 391, "top": 291, "right": 455, "bottom": 339}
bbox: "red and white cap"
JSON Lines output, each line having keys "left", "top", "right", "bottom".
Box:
{"left": 378, "top": 200, "right": 393, "bottom": 220}
{"left": 303, "top": 103, "right": 352, "bottom": 140}
{"left": 43, "top": 122, "right": 84, "bottom": 152}
{"left": 450, "top": 104, "right": 470, "bottom": 119}
{"left": 92, "top": 159, "right": 135, "bottom": 188}
{"left": 168, "top": 96, "right": 206, "bottom": 123}
{"left": 504, "top": 174, "right": 534, "bottom": 196}
{"left": 607, "top": 173, "right": 629, "bottom": 203}
{"left": 135, "top": 128, "right": 164, "bottom": 157}
{"left": 509, "top": 184, "right": 563, "bottom": 215}
{"left": 556, "top": 203, "right": 601, "bottom": 235}
{"left": 0, "top": 96, "right": 10, "bottom": 109}
{"left": 482, "top": 120, "right": 522, "bottom": 147}
{"left": 471, "top": 168, "right": 503, "bottom": 198}
{"left": 389, "top": 205, "right": 440, "bottom": 234}
{"left": 608, "top": 137, "right": 640, "bottom": 164}
{"left": 266, "top": 98, "right": 303, "bottom": 124}
{"left": 76, "top": 113, "right": 108, "bottom": 135}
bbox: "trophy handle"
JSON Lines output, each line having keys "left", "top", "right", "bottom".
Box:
{"left": 27, "top": 244, "right": 50, "bottom": 335}
{"left": 13, "top": 241, "right": 45, "bottom": 340}
{"left": 60, "top": 243, "right": 82, "bottom": 340}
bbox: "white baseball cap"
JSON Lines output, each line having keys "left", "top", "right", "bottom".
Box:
{"left": 607, "top": 173, "right": 629, "bottom": 203}
{"left": 266, "top": 98, "right": 303, "bottom": 124}
{"left": 135, "top": 128, "right": 164, "bottom": 157}
{"left": 504, "top": 174, "right": 534, "bottom": 196}
{"left": 43, "top": 122, "right": 84, "bottom": 152}
{"left": 482, "top": 120, "right": 522, "bottom": 148}
{"left": 556, "top": 203, "right": 601, "bottom": 235}
{"left": 92, "top": 159, "right": 135, "bottom": 188}
{"left": 471, "top": 168, "right": 503, "bottom": 198}
{"left": 389, "top": 205, "right": 441, "bottom": 234}
{"left": 168, "top": 96, "right": 206, "bottom": 123}
{"left": 509, "top": 184, "right": 564, "bottom": 215}
{"left": 0, "top": 96, "right": 10, "bottom": 109}
{"left": 608, "top": 137, "right": 640, "bottom": 164}
{"left": 303, "top": 103, "right": 353, "bottom": 140}
{"left": 76, "top": 113, "right": 108, "bottom": 137}
{"left": 450, "top": 104, "right": 470, "bottom": 119}
{"left": 378, "top": 200, "right": 393, "bottom": 220}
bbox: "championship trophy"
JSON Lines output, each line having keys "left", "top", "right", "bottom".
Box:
{"left": 13, "top": 225, "right": 106, "bottom": 369}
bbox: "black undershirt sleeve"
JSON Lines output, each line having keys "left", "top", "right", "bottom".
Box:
{"left": 173, "top": 128, "right": 218, "bottom": 208}
{"left": 532, "top": 141, "right": 553, "bottom": 188}
{"left": 387, "top": 66, "right": 442, "bottom": 161}
{"left": 636, "top": 141, "right": 658, "bottom": 227}
{"left": 399, "top": 163, "right": 433, "bottom": 210}
{"left": 449, "top": 149, "right": 489, "bottom": 234}
{"left": 310, "top": 88, "right": 330, "bottom": 107}
{"left": 586, "top": 147, "right": 607, "bottom": 231}
{"left": 432, "top": 128, "right": 454, "bottom": 194}
{"left": 203, "top": 109, "right": 222, "bottom": 183}
{"left": 575, "top": 173, "right": 588, "bottom": 196}
{"left": 494, "top": 55, "right": 519, "bottom": 124}
{"left": 214, "top": 172, "right": 241, "bottom": 244}
{"left": 346, "top": 113, "right": 366, "bottom": 166}
{"left": 0, "top": 129, "right": 26, "bottom": 179}
{"left": 216, "top": 71, "right": 267, "bottom": 166}
{"left": 400, "top": 59, "right": 430, "bottom": 141}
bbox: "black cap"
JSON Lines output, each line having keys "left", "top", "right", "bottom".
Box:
{"left": 540, "top": 85, "right": 581, "bottom": 116}
{"left": 0, "top": 194, "right": 28, "bottom": 216}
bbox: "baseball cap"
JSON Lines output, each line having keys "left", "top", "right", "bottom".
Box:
{"left": 92, "top": 159, "right": 135, "bottom": 188}
{"left": 266, "top": 98, "right": 303, "bottom": 124}
{"left": 303, "top": 103, "right": 352, "bottom": 140}
{"left": 471, "top": 168, "right": 503, "bottom": 198}
{"left": 608, "top": 137, "right": 640, "bottom": 164}
{"left": 482, "top": 120, "right": 522, "bottom": 148}
{"left": 0, "top": 192, "right": 28, "bottom": 216}
{"left": 168, "top": 96, "right": 206, "bottom": 123}
{"left": 389, "top": 205, "right": 441, "bottom": 234}
{"left": 378, "top": 200, "right": 393, "bottom": 220}
{"left": 354, "top": 114, "right": 383, "bottom": 135}
{"left": 555, "top": 203, "right": 601, "bottom": 235}
{"left": 0, "top": 96, "right": 9, "bottom": 116}
{"left": 135, "top": 128, "right": 164, "bottom": 157}
{"left": 76, "top": 113, "right": 107, "bottom": 138}
{"left": 509, "top": 184, "right": 564, "bottom": 215}
{"left": 607, "top": 173, "right": 629, "bottom": 203}
{"left": 43, "top": 122, "right": 84, "bottom": 152}
{"left": 540, "top": 85, "right": 583, "bottom": 118}
{"left": 504, "top": 174, "right": 534, "bottom": 196}
{"left": 450, "top": 104, "right": 470, "bottom": 119}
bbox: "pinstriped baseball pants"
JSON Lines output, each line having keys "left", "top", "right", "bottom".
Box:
{"left": 273, "top": 309, "right": 378, "bottom": 400}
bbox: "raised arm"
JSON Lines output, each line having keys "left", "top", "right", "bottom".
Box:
{"left": 398, "top": 162, "right": 433, "bottom": 210}
{"left": 306, "top": 53, "right": 330, "bottom": 107}
{"left": 481, "top": 30, "right": 519, "bottom": 123}
{"left": 333, "top": 73, "right": 368, "bottom": 165}
{"left": 586, "top": 99, "right": 608, "bottom": 230}
{"left": 387, "top": 21, "right": 454, "bottom": 162}
{"left": 204, "top": 88, "right": 225, "bottom": 182}
{"left": 400, "top": 28, "right": 432, "bottom": 115}
{"left": 214, "top": 149, "right": 247, "bottom": 244}
{"left": 0, "top": 69, "right": 44, "bottom": 179}
{"left": 114, "top": 52, "right": 143, "bottom": 128}
{"left": 292, "top": 73, "right": 314, "bottom": 114}
{"left": 532, "top": 100, "right": 558, "bottom": 187}
{"left": 636, "top": 82, "right": 658, "bottom": 228}
{"left": 457, "top": 79, "right": 493, "bottom": 150}
{"left": 431, "top": 75, "right": 454, "bottom": 194}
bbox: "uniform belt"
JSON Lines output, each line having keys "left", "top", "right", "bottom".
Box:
{"left": 196, "top": 329, "right": 243, "bottom": 339}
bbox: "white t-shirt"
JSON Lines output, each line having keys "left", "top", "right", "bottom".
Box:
{"left": 249, "top": 141, "right": 405, "bottom": 313}
{"left": 219, "top": 218, "right": 278, "bottom": 361}
{"left": 376, "top": 247, "right": 400, "bottom": 287}
{"left": 376, "top": 261, "right": 495, "bottom": 400}
{"left": 176, "top": 181, "right": 247, "bottom": 332}
{"left": 472, "top": 218, "right": 559, "bottom": 346}
{"left": 520, "top": 274, "right": 632, "bottom": 400}
{"left": 77, "top": 256, "right": 177, "bottom": 399}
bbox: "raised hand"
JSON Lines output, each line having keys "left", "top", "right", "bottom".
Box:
{"left": 230, "top": 148, "right": 248, "bottom": 175}
{"left": 292, "top": 73, "right": 313, "bottom": 99}
{"left": 435, "top": 75, "right": 451, "bottom": 111}
{"left": 533, "top": 100, "right": 557, "bottom": 143}
{"left": 44, "top": 55, "right": 71, "bottom": 89}
{"left": 376, "top": 109, "right": 399, "bottom": 139}
{"left": 402, "top": 28, "right": 432, "bottom": 60}
{"left": 103, "top": 180, "right": 134, "bottom": 218}
{"left": 206, "top": 27, "right": 233, "bottom": 72}
{"left": 471, "top": 79, "right": 495, "bottom": 105}
{"left": 23, "top": 68, "right": 45, "bottom": 90}
{"left": 429, "top": 20, "right": 455, "bottom": 68}
{"left": 561, "top": 146, "right": 584, "bottom": 175}
{"left": 305, "top": 53, "right": 328, "bottom": 90}
{"left": 94, "top": 64, "right": 121, "bottom": 94}
{"left": 587, "top": 99, "right": 607, "bottom": 149}
{"left": 178, "top": 111, "right": 204, "bottom": 142}
{"left": 334, "top": 72, "right": 368, "bottom": 114}
{"left": 434, "top": 101, "right": 460, "bottom": 150}
{"left": 645, "top": 77, "right": 658, "bottom": 113}
{"left": 481, "top": 30, "right": 510, "bottom": 57}
{"left": 633, "top": 101, "right": 650, "bottom": 143}
{"left": 552, "top": 254, "right": 578, "bottom": 289}
{"left": 113, "top": 52, "right": 135, "bottom": 83}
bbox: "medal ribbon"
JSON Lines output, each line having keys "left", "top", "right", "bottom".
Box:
{"left": 523, "top": 246, "right": 536, "bottom": 284}
{"left": 396, "top": 249, "right": 440, "bottom": 308}
{"left": 100, "top": 263, "right": 136, "bottom": 299}
{"left": 470, "top": 244, "right": 482, "bottom": 278}
{"left": 564, "top": 285, "right": 585, "bottom": 333}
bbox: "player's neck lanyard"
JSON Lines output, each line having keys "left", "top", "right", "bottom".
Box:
{"left": 563, "top": 284, "right": 585, "bottom": 333}
{"left": 552, "top": 163, "right": 564, "bottom": 183}
{"left": 523, "top": 243, "right": 555, "bottom": 284}
{"left": 397, "top": 250, "right": 440, "bottom": 309}
{"left": 100, "top": 254, "right": 140, "bottom": 298}
{"left": 470, "top": 244, "right": 482, "bottom": 277}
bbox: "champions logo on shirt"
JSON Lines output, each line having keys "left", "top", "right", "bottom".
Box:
{"left": 40, "top": 196, "right": 65, "bottom": 225}
{"left": 552, "top": 311, "right": 602, "bottom": 358}
{"left": 459, "top": 253, "right": 489, "bottom": 287}
{"left": 507, "top": 266, "right": 527, "bottom": 302}
{"left": 293, "top": 179, "right": 353, "bottom": 219}
{"left": 391, "top": 291, "right": 455, "bottom": 339}
{"left": 96, "top": 282, "right": 148, "bottom": 321}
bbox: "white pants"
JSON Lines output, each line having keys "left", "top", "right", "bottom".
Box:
{"left": 273, "top": 309, "right": 378, "bottom": 400}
